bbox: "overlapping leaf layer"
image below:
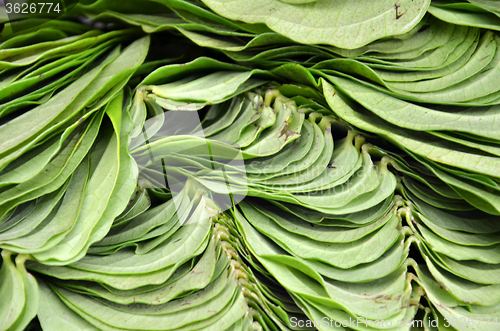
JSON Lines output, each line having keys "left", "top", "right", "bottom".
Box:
{"left": 0, "top": 1, "right": 499, "bottom": 330}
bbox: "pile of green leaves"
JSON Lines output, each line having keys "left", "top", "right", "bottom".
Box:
{"left": 0, "top": 1, "right": 499, "bottom": 330}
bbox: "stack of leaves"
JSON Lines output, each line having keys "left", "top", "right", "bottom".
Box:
{"left": 233, "top": 201, "right": 421, "bottom": 331}
{"left": 0, "top": 251, "right": 39, "bottom": 331}
{"left": 320, "top": 80, "right": 500, "bottom": 212}
{"left": 314, "top": 27, "right": 500, "bottom": 107}
{"left": 0, "top": 31, "right": 150, "bottom": 262}
{"left": 0, "top": 21, "right": 151, "bottom": 330}
{"left": 136, "top": 62, "right": 395, "bottom": 213}
{"left": 1, "top": 1, "right": 500, "bottom": 330}
{"left": 26, "top": 181, "right": 311, "bottom": 330}
{"left": 430, "top": 0, "right": 500, "bottom": 31}
{"left": 118, "top": 65, "right": 418, "bottom": 330}
{"left": 368, "top": 141, "right": 500, "bottom": 329}
{"left": 127, "top": 56, "right": 500, "bottom": 330}
{"left": 61, "top": 0, "right": 432, "bottom": 69}
{"left": 402, "top": 193, "right": 500, "bottom": 331}
{"left": 0, "top": 21, "right": 138, "bottom": 118}
{"left": 319, "top": 77, "right": 500, "bottom": 328}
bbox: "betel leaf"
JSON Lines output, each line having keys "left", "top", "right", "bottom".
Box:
{"left": 0, "top": 47, "right": 119, "bottom": 172}
{"left": 321, "top": 78, "right": 500, "bottom": 180}
{"left": 6, "top": 255, "right": 39, "bottom": 331}
{"left": 3, "top": 4, "right": 500, "bottom": 330}
{"left": 37, "top": 279, "right": 99, "bottom": 330}
{"left": 429, "top": 4, "right": 500, "bottom": 31}
{"left": 0, "top": 250, "right": 25, "bottom": 330}
{"left": 201, "top": 0, "right": 430, "bottom": 49}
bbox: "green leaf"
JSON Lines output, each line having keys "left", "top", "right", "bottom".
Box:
{"left": 321, "top": 77, "right": 500, "bottom": 180}
{"left": 0, "top": 181, "right": 69, "bottom": 241}
{"left": 0, "top": 157, "right": 89, "bottom": 255}
{"left": 425, "top": 255, "right": 500, "bottom": 306}
{"left": 0, "top": 112, "right": 103, "bottom": 224}
{"left": 201, "top": 0, "right": 430, "bottom": 49}
{"left": 146, "top": 71, "right": 266, "bottom": 104}
{"left": 0, "top": 250, "right": 25, "bottom": 330}
{"left": 240, "top": 201, "right": 401, "bottom": 268}
{"left": 6, "top": 255, "right": 39, "bottom": 331}
{"left": 0, "top": 46, "right": 119, "bottom": 171}
{"left": 429, "top": 4, "right": 500, "bottom": 31}
{"left": 37, "top": 279, "right": 99, "bottom": 330}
